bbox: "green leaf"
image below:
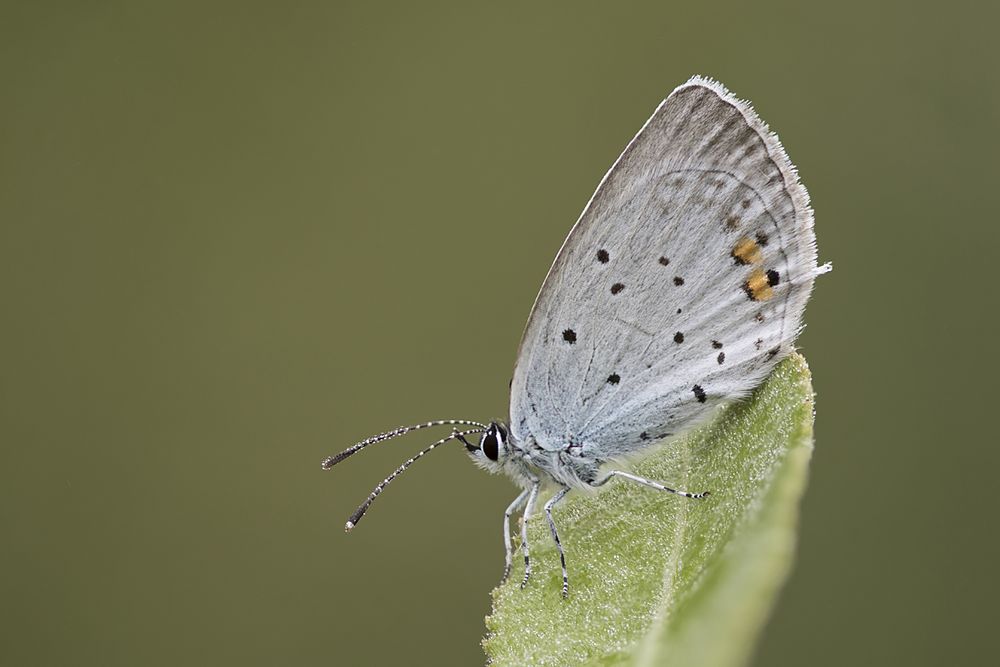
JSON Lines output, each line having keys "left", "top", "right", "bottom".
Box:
{"left": 484, "top": 353, "right": 816, "bottom": 667}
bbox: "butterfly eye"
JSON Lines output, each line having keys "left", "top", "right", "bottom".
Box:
{"left": 481, "top": 428, "right": 500, "bottom": 461}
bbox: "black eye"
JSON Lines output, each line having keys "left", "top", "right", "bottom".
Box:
{"left": 481, "top": 431, "right": 499, "bottom": 461}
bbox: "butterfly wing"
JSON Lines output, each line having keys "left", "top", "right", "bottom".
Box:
{"left": 509, "top": 76, "right": 826, "bottom": 463}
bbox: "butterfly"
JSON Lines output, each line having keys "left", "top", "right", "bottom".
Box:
{"left": 323, "top": 76, "right": 829, "bottom": 597}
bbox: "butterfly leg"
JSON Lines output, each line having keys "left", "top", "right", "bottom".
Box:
{"left": 520, "top": 477, "right": 541, "bottom": 589}
{"left": 544, "top": 486, "right": 572, "bottom": 598}
{"left": 593, "top": 470, "right": 710, "bottom": 499}
{"left": 502, "top": 488, "right": 529, "bottom": 582}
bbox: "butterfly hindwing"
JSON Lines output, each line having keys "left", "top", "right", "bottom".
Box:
{"left": 509, "top": 77, "right": 824, "bottom": 461}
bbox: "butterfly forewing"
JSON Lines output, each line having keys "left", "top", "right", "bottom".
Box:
{"left": 509, "top": 77, "right": 821, "bottom": 461}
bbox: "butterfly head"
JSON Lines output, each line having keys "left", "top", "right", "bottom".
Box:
{"left": 465, "top": 421, "right": 509, "bottom": 471}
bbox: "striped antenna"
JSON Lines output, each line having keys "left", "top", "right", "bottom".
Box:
{"left": 321, "top": 419, "right": 488, "bottom": 470}
{"left": 344, "top": 427, "right": 485, "bottom": 532}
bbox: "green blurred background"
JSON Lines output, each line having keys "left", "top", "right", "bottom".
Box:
{"left": 2, "top": 1, "right": 996, "bottom": 665}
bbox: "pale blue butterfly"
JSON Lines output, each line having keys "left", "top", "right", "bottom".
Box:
{"left": 323, "top": 76, "right": 829, "bottom": 597}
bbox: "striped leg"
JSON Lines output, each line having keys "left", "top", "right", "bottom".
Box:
{"left": 519, "top": 478, "right": 541, "bottom": 589}
{"left": 593, "top": 470, "right": 710, "bottom": 499}
{"left": 544, "top": 486, "right": 572, "bottom": 598}
{"left": 502, "top": 489, "right": 529, "bottom": 582}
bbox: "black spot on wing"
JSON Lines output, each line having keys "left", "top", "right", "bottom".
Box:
{"left": 767, "top": 269, "right": 780, "bottom": 286}
{"left": 597, "top": 249, "right": 609, "bottom": 263}
{"left": 673, "top": 276, "right": 685, "bottom": 286}
{"left": 610, "top": 282, "right": 625, "bottom": 295}
{"left": 607, "top": 373, "right": 620, "bottom": 385}
{"left": 717, "top": 351, "right": 726, "bottom": 364}
{"left": 658, "top": 256, "right": 670, "bottom": 266}
{"left": 562, "top": 329, "right": 577, "bottom": 344}
{"left": 692, "top": 385, "right": 707, "bottom": 403}
{"left": 712, "top": 340, "right": 723, "bottom": 349}
{"left": 673, "top": 332, "right": 685, "bottom": 344}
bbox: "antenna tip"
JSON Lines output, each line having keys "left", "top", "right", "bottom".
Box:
{"left": 344, "top": 521, "right": 355, "bottom": 532}
{"left": 321, "top": 458, "right": 334, "bottom": 470}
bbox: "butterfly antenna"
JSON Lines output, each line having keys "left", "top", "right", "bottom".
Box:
{"left": 344, "top": 428, "right": 486, "bottom": 532}
{"left": 321, "top": 419, "right": 488, "bottom": 469}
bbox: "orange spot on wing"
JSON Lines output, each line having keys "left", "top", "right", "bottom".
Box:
{"left": 744, "top": 268, "right": 774, "bottom": 301}
{"left": 731, "top": 237, "right": 762, "bottom": 265}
